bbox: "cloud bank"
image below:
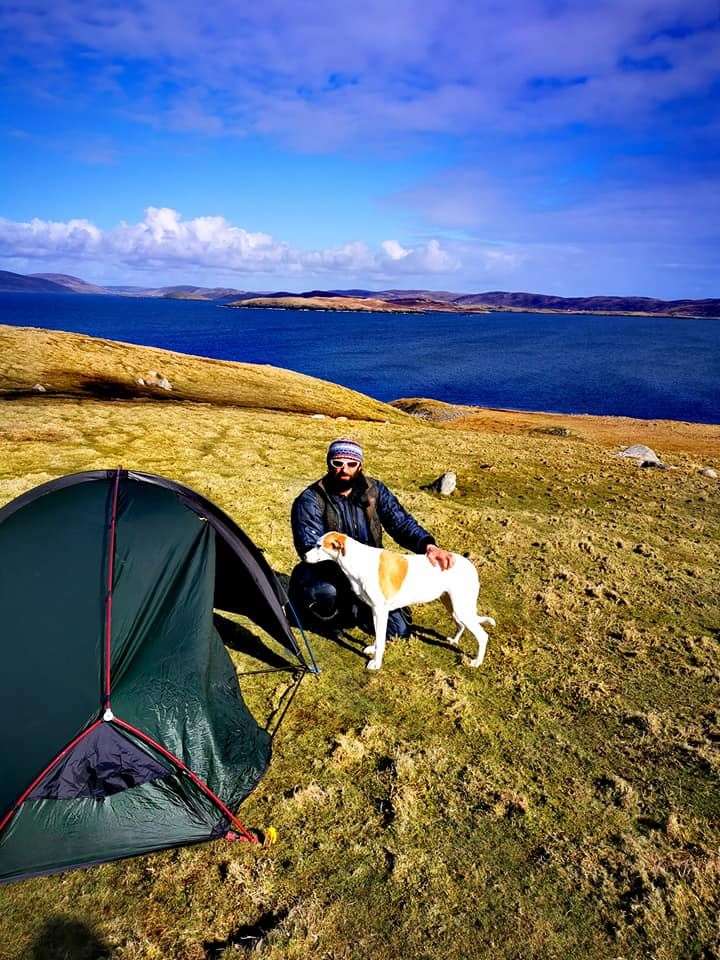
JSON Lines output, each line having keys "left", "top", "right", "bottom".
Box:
{"left": 0, "top": 207, "right": 460, "bottom": 280}
{"left": 2, "top": 0, "right": 718, "bottom": 148}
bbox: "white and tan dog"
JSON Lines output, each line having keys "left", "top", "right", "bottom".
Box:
{"left": 304, "top": 532, "right": 495, "bottom": 671}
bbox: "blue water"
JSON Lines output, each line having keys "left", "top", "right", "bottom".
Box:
{"left": 2, "top": 292, "right": 719, "bottom": 423}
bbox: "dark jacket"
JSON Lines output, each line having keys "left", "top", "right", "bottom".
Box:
{"left": 291, "top": 472, "right": 435, "bottom": 558}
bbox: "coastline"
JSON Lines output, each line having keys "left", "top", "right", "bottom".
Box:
{"left": 2, "top": 323, "right": 718, "bottom": 455}
{"left": 392, "top": 396, "right": 720, "bottom": 458}
{"left": 226, "top": 295, "right": 718, "bottom": 321}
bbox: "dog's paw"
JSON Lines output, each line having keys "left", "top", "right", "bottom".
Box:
{"left": 366, "top": 658, "right": 382, "bottom": 671}
{"left": 479, "top": 616, "right": 496, "bottom": 628}
{"left": 468, "top": 655, "right": 484, "bottom": 668}
{"left": 447, "top": 636, "right": 460, "bottom": 647}
{"left": 362, "top": 644, "right": 376, "bottom": 656}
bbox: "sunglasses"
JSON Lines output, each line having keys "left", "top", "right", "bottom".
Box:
{"left": 330, "top": 458, "right": 360, "bottom": 469}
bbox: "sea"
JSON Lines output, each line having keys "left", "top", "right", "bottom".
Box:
{"left": 2, "top": 292, "right": 719, "bottom": 424}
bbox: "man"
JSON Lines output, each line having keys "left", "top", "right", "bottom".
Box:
{"left": 289, "top": 437, "right": 454, "bottom": 639}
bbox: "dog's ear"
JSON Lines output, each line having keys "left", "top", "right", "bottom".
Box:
{"left": 322, "top": 532, "right": 346, "bottom": 555}
{"left": 328, "top": 533, "right": 347, "bottom": 554}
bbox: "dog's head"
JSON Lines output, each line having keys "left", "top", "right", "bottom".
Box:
{"left": 304, "top": 531, "right": 348, "bottom": 564}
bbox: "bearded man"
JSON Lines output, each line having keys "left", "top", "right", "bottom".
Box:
{"left": 288, "top": 438, "right": 453, "bottom": 639}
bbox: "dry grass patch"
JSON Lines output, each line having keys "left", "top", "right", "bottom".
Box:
{"left": 0, "top": 363, "right": 718, "bottom": 959}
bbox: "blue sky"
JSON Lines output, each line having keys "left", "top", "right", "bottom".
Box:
{"left": 1, "top": 0, "right": 718, "bottom": 297}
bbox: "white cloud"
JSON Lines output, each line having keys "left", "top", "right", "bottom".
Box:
{"left": 381, "top": 239, "right": 409, "bottom": 261}
{"left": 0, "top": 206, "right": 461, "bottom": 280}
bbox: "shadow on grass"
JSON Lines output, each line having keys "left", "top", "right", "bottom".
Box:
{"left": 323, "top": 627, "right": 368, "bottom": 659}
{"left": 411, "top": 623, "right": 459, "bottom": 653}
{"left": 28, "top": 916, "right": 113, "bottom": 959}
{"left": 213, "top": 613, "right": 295, "bottom": 670}
{"left": 272, "top": 566, "right": 368, "bottom": 661}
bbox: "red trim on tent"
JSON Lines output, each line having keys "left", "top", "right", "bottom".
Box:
{"left": 103, "top": 467, "right": 121, "bottom": 708}
{"left": 112, "top": 718, "right": 258, "bottom": 844}
{"left": 0, "top": 720, "right": 103, "bottom": 835}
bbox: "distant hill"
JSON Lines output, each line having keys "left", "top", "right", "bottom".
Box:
{"left": 2, "top": 269, "right": 717, "bottom": 316}
{"left": 230, "top": 287, "right": 720, "bottom": 317}
{"left": 228, "top": 295, "right": 486, "bottom": 314}
{"left": 159, "top": 286, "right": 249, "bottom": 302}
{"left": 0, "top": 270, "right": 74, "bottom": 294}
{"left": 452, "top": 291, "right": 720, "bottom": 318}
{"left": 30, "top": 273, "right": 110, "bottom": 294}
{"left": 104, "top": 284, "right": 250, "bottom": 301}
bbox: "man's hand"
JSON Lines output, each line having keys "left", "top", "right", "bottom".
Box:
{"left": 425, "top": 544, "right": 455, "bottom": 570}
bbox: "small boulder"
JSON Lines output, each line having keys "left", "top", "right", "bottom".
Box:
{"left": 421, "top": 471, "right": 457, "bottom": 495}
{"left": 32, "top": 383, "right": 46, "bottom": 393}
{"left": 699, "top": 467, "right": 718, "bottom": 479}
{"left": 310, "top": 414, "right": 326, "bottom": 420}
{"left": 617, "top": 444, "right": 661, "bottom": 464}
{"left": 617, "top": 444, "right": 666, "bottom": 469}
{"left": 142, "top": 370, "right": 172, "bottom": 391}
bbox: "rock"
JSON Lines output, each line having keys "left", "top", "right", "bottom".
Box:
{"left": 530, "top": 426, "right": 571, "bottom": 437}
{"left": 617, "top": 444, "right": 662, "bottom": 465}
{"left": 639, "top": 459, "right": 666, "bottom": 469}
{"left": 624, "top": 711, "right": 662, "bottom": 736}
{"left": 335, "top": 416, "right": 348, "bottom": 421}
{"left": 634, "top": 542, "right": 654, "bottom": 557}
{"left": 32, "top": 383, "right": 46, "bottom": 392}
{"left": 135, "top": 377, "right": 146, "bottom": 386}
{"left": 311, "top": 413, "right": 325, "bottom": 419}
{"left": 142, "top": 370, "right": 172, "bottom": 391}
{"left": 699, "top": 467, "right": 718, "bottom": 479}
{"left": 421, "top": 471, "right": 457, "bottom": 495}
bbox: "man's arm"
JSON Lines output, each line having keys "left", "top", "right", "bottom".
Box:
{"left": 291, "top": 489, "right": 325, "bottom": 558}
{"left": 376, "top": 481, "right": 455, "bottom": 569}
{"left": 375, "top": 481, "right": 435, "bottom": 553}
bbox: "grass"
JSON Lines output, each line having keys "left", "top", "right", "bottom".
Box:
{"left": 0, "top": 325, "right": 404, "bottom": 422}
{"left": 0, "top": 329, "right": 718, "bottom": 959}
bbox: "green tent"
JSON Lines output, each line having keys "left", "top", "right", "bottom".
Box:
{"left": 0, "top": 469, "right": 313, "bottom": 884}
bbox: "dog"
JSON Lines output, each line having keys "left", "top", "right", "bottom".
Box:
{"left": 304, "top": 532, "right": 495, "bottom": 671}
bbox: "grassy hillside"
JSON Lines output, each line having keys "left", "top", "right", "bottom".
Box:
{"left": 0, "top": 333, "right": 718, "bottom": 960}
{"left": 0, "top": 325, "right": 404, "bottom": 423}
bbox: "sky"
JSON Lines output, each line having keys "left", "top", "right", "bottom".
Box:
{"left": 0, "top": 0, "right": 718, "bottom": 298}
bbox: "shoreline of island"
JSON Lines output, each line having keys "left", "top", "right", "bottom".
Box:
{"left": 225, "top": 294, "right": 716, "bottom": 321}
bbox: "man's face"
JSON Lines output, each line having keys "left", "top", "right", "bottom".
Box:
{"left": 328, "top": 457, "right": 361, "bottom": 490}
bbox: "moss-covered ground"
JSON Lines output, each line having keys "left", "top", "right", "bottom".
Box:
{"left": 0, "top": 330, "right": 718, "bottom": 960}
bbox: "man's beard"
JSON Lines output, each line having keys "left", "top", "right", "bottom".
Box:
{"left": 327, "top": 471, "right": 357, "bottom": 493}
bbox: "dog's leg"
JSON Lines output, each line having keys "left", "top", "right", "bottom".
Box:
{"left": 440, "top": 592, "right": 464, "bottom": 646}
{"left": 448, "top": 587, "right": 495, "bottom": 666}
{"left": 366, "top": 608, "right": 388, "bottom": 671}
{"left": 460, "top": 617, "right": 495, "bottom": 667}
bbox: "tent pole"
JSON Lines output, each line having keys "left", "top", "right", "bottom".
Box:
{"left": 267, "top": 669, "right": 307, "bottom": 739}
{"left": 283, "top": 595, "right": 320, "bottom": 676}
{"left": 103, "top": 467, "right": 122, "bottom": 712}
{"left": 112, "top": 717, "right": 259, "bottom": 844}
